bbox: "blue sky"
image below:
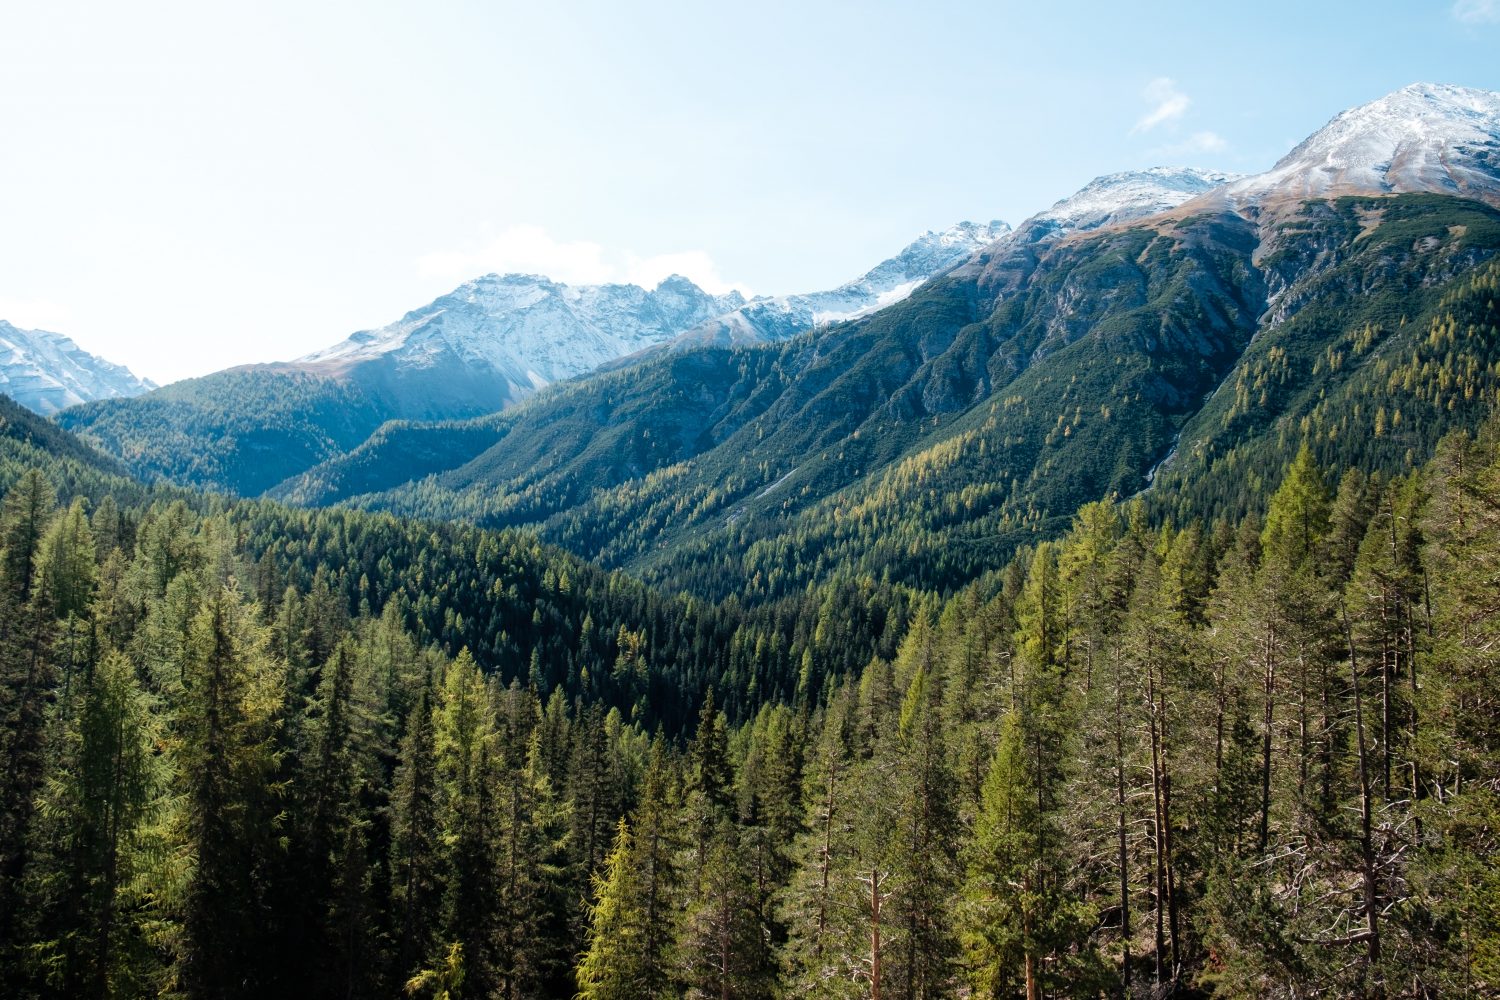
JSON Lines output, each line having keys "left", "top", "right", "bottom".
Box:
{"left": 2, "top": 0, "right": 1498, "bottom": 384}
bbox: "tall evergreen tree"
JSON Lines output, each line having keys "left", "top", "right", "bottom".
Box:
{"left": 390, "top": 684, "right": 441, "bottom": 985}
{"left": 22, "top": 650, "right": 169, "bottom": 998}
{"left": 172, "top": 581, "right": 285, "bottom": 999}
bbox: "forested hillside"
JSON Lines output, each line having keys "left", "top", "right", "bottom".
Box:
{"left": 2, "top": 403, "right": 1498, "bottom": 997}
{"left": 56, "top": 369, "right": 393, "bottom": 497}
{"left": 275, "top": 194, "right": 1500, "bottom": 608}
{"left": 5, "top": 82, "right": 1500, "bottom": 1000}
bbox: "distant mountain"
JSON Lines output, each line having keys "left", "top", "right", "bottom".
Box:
{"left": 960, "top": 165, "right": 1240, "bottom": 291}
{"left": 291, "top": 273, "right": 748, "bottom": 416}
{"left": 63, "top": 81, "right": 1500, "bottom": 568}
{"left": 660, "top": 220, "right": 1012, "bottom": 351}
{"left": 56, "top": 273, "right": 746, "bottom": 494}
{"left": 0, "top": 321, "right": 154, "bottom": 416}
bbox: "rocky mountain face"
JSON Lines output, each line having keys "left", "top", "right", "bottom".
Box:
{"left": 54, "top": 220, "right": 1010, "bottom": 494}
{"left": 1010, "top": 166, "right": 1240, "bottom": 242}
{"left": 0, "top": 321, "right": 154, "bottom": 415}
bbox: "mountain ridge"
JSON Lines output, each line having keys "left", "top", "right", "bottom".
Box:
{"left": 651, "top": 219, "right": 1013, "bottom": 353}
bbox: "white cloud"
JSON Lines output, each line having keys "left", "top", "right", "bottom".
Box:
{"left": 418, "top": 225, "right": 750, "bottom": 296}
{"left": 1155, "top": 130, "right": 1230, "bottom": 158}
{"left": 624, "top": 250, "right": 745, "bottom": 296}
{"left": 1452, "top": 0, "right": 1500, "bottom": 23}
{"left": 1132, "top": 77, "right": 1191, "bottom": 134}
{"left": 0, "top": 295, "right": 74, "bottom": 332}
{"left": 417, "top": 225, "right": 615, "bottom": 287}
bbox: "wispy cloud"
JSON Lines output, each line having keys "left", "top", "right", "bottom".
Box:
{"left": 1452, "top": 0, "right": 1500, "bottom": 23}
{"left": 417, "top": 225, "right": 750, "bottom": 296}
{"left": 1132, "top": 77, "right": 1191, "bottom": 134}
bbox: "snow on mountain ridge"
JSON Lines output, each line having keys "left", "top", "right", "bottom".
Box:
{"left": 1017, "top": 166, "right": 1242, "bottom": 241}
{"left": 298, "top": 272, "right": 747, "bottom": 390}
{"left": 661, "top": 219, "right": 1013, "bottom": 350}
{"left": 285, "top": 271, "right": 750, "bottom": 415}
{"left": 956, "top": 167, "right": 1244, "bottom": 291}
{"left": 0, "top": 320, "right": 156, "bottom": 416}
{"left": 1223, "top": 83, "right": 1500, "bottom": 209}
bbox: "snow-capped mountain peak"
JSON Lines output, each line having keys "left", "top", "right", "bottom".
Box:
{"left": 955, "top": 167, "right": 1241, "bottom": 290}
{"left": 1016, "top": 166, "right": 1241, "bottom": 242}
{"left": 1224, "top": 82, "right": 1500, "bottom": 209}
{"left": 658, "top": 219, "right": 1012, "bottom": 350}
{"left": 0, "top": 320, "right": 156, "bottom": 416}
{"left": 293, "top": 272, "right": 748, "bottom": 414}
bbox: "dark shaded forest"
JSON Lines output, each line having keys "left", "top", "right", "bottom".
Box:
{"left": 2, "top": 400, "right": 1498, "bottom": 997}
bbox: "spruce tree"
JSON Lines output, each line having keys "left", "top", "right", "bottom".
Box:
{"left": 390, "top": 685, "right": 441, "bottom": 984}
{"left": 173, "top": 581, "right": 285, "bottom": 999}
{"left": 433, "top": 649, "right": 500, "bottom": 996}
{"left": 22, "top": 649, "right": 169, "bottom": 998}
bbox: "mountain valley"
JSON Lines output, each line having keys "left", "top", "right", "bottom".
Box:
{"left": 3, "top": 80, "right": 1500, "bottom": 1000}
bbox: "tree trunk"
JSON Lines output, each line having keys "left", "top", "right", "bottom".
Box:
{"left": 1345, "top": 610, "right": 1384, "bottom": 999}
{"left": 1149, "top": 663, "right": 1167, "bottom": 987}
{"left": 1115, "top": 657, "right": 1131, "bottom": 998}
{"left": 869, "top": 869, "right": 883, "bottom": 1000}
{"left": 1258, "top": 625, "right": 1277, "bottom": 853}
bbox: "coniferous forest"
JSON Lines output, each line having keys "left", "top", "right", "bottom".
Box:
{"left": 4, "top": 45, "right": 1500, "bottom": 1000}
{"left": 2, "top": 382, "right": 1499, "bottom": 997}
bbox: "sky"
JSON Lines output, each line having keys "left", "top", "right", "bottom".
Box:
{"left": 1, "top": 0, "right": 1499, "bottom": 385}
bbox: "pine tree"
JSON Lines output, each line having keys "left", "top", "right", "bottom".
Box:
{"left": 578, "top": 748, "right": 679, "bottom": 1000}
{"left": 960, "top": 690, "right": 1098, "bottom": 1000}
{"left": 172, "top": 580, "right": 286, "bottom": 999}
{"left": 886, "top": 665, "right": 959, "bottom": 999}
{"left": 0, "top": 469, "right": 59, "bottom": 965}
{"left": 569, "top": 703, "right": 624, "bottom": 895}
{"left": 779, "top": 683, "right": 861, "bottom": 998}
{"left": 678, "top": 822, "right": 774, "bottom": 1000}
{"left": 22, "top": 649, "right": 169, "bottom": 998}
{"left": 576, "top": 819, "right": 644, "bottom": 1000}
{"left": 1404, "top": 427, "right": 1500, "bottom": 992}
{"left": 686, "top": 688, "right": 733, "bottom": 879}
{"left": 390, "top": 685, "right": 441, "bottom": 984}
{"left": 433, "top": 649, "right": 500, "bottom": 996}
{"left": 490, "top": 681, "right": 549, "bottom": 1000}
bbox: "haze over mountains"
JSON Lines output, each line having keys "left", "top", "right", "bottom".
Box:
{"left": 48, "top": 215, "right": 1031, "bottom": 492}
{"left": 290, "top": 273, "right": 749, "bottom": 416}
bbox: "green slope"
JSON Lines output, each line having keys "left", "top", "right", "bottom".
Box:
{"left": 326, "top": 194, "right": 1500, "bottom": 604}
{"left": 56, "top": 368, "right": 392, "bottom": 496}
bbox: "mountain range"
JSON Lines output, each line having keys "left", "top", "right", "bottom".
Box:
{"left": 290, "top": 273, "right": 749, "bottom": 417}
{"left": 49, "top": 216, "right": 1022, "bottom": 494}
{"left": 36, "top": 82, "right": 1500, "bottom": 605}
